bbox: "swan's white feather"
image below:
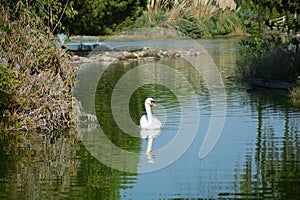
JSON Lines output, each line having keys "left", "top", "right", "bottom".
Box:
{"left": 140, "top": 115, "right": 162, "bottom": 129}
{"left": 140, "top": 115, "right": 148, "bottom": 129}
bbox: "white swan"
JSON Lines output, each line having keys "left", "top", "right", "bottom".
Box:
{"left": 140, "top": 98, "right": 162, "bottom": 129}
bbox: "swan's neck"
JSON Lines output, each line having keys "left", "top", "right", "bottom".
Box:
{"left": 145, "top": 103, "right": 153, "bottom": 126}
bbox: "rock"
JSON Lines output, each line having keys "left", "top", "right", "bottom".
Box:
{"left": 72, "top": 47, "right": 203, "bottom": 63}
{"left": 144, "top": 57, "right": 155, "bottom": 61}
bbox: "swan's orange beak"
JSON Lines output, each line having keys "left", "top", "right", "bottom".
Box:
{"left": 151, "top": 101, "right": 156, "bottom": 107}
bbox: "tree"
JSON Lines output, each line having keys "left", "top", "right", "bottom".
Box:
{"left": 1, "top": 0, "right": 77, "bottom": 33}
{"left": 237, "top": 0, "right": 300, "bottom": 32}
{"left": 62, "top": 0, "right": 147, "bottom": 35}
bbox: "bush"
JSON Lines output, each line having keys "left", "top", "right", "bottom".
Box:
{"left": 237, "top": 34, "right": 300, "bottom": 105}
{"left": 134, "top": 11, "right": 168, "bottom": 28}
{"left": 207, "top": 10, "right": 242, "bottom": 36}
{"left": 0, "top": 2, "right": 78, "bottom": 131}
{"left": 238, "top": 35, "right": 300, "bottom": 83}
{"left": 174, "top": 15, "right": 204, "bottom": 39}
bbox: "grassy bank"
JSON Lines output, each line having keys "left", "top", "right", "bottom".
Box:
{"left": 0, "top": 3, "right": 78, "bottom": 131}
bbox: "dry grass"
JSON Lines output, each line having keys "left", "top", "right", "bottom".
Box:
{"left": 147, "top": 0, "right": 171, "bottom": 12}
{"left": 216, "top": 0, "right": 237, "bottom": 11}
{"left": 146, "top": 0, "right": 223, "bottom": 23}
{"left": 167, "top": 0, "right": 189, "bottom": 23}
{"left": 141, "top": 0, "right": 241, "bottom": 36}
{"left": 0, "top": 2, "right": 78, "bottom": 131}
{"left": 290, "top": 81, "right": 300, "bottom": 106}
{"left": 188, "top": 0, "right": 219, "bottom": 22}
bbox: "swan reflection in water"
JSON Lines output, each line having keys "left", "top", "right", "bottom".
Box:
{"left": 140, "top": 129, "right": 161, "bottom": 163}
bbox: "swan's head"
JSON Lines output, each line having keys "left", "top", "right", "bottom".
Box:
{"left": 145, "top": 98, "right": 156, "bottom": 107}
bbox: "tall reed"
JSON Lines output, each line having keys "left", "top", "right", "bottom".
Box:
{"left": 147, "top": 0, "right": 171, "bottom": 12}
{"left": 137, "top": 0, "right": 242, "bottom": 38}
{"left": 167, "top": 0, "right": 189, "bottom": 23}
{"left": 188, "top": 0, "right": 219, "bottom": 22}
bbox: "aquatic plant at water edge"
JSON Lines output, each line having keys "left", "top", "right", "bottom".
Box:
{"left": 0, "top": 2, "right": 78, "bottom": 131}
{"left": 290, "top": 82, "right": 300, "bottom": 106}
{"left": 237, "top": 35, "right": 300, "bottom": 83}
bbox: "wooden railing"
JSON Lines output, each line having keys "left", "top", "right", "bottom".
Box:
{"left": 269, "top": 14, "right": 297, "bottom": 31}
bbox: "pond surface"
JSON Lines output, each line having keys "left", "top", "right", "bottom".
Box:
{"left": 1, "top": 38, "right": 300, "bottom": 199}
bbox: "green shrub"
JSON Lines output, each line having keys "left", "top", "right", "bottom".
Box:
{"left": 134, "top": 11, "right": 168, "bottom": 28}
{"left": 0, "top": 66, "right": 18, "bottom": 121}
{"left": 207, "top": 10, "right": 242, "bottom": 36}
{"left": 238, "top": 35, "right": 300, "bottom": 83}
{"left": 237, "top": 34, "right": 300, "bottom": 105}
{"left": 174, "top": 15, "right": 204, "bottom": 38}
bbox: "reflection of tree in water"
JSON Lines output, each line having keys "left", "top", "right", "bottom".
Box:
{"left": 234, "top": 93, "right": 300, "bottom": 199}
{"left": 75, "top": 143, "right": 137, "bottom": 200}
{"left": 0, "top": 130, "right": 137, "bottom": 200}
{"left": 0, "top": 130, "right": 81, "bottom": 199}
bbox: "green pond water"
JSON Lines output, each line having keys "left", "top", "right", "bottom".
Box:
{"left": 1, "top": 38, "right": 299, "bottom": 199}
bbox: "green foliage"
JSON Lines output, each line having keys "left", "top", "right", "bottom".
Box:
{"left": 1, "top": 0, "right": 77, "bottom": 33}
{"left": 63, "top": 0, "right": 147, "bottom": 35}
{"left": 237, "top": 0, "right": 300, "bottom": 34}
{"left": 237, "top": 34, "right": 300, "bottom": 82}
{"left": 237, "top": 8, "right": 259, "bottom": 33}
{"left": 0, "top": 66, "right": 18, "bottom": 119}
{"left": 134, "top": 11, "right": 168, "bottom": 28}
{"left": 236, "top": 0, "right": 300, "bottom": 106}
{"left": 174, "top": 15, "right": 204, "bottom": 39}
{"left": 248, "top": 48, "right": 299, "bottom": 82}
{"left": 207, "top": 10, "right": 242, "bottom": 36}
{"left": 239, "top": 32, "right": 266, "bottom": 58}
{"left": 133, "top": 0, "right": 242, "bottom": 38}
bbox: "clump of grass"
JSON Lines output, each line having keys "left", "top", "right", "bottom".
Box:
{"left": 174, "top": 15, "right": 205, "bottom": 38}
{"left": 135, "top": 11, "right": 168, "bottom": 28}
{"left": 290, "top": 83, "right": 300, "bottom": 106}
{"left": 291, "top": 86, "right": 300, "bottom": 102}
{"left": 0, "top": 2, "right": 78, "bottom": 131}
{"left": 167, "top": 0, "right": 189, "bottom": 24}
{"left": 189, "top": 0, "right": 219, "bottom": 23}
{"left": 134, "top": 0, "right": 242, "bottom": 38}
{"left": 147, "top": 0, "right": 172, "bottom": 12}
{"left": 206, "top": 9, "right": 242, "bottom": 36}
